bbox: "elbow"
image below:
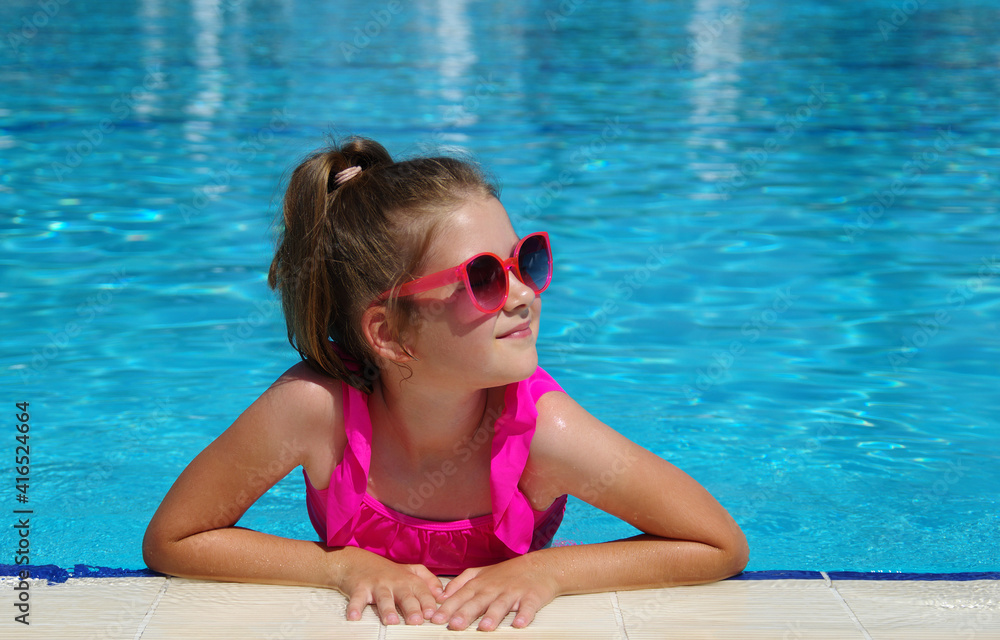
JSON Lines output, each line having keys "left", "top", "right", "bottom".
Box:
{"left": 142, "top": 523, "right": 175, "bottom": 575}
{"left": 721, "top": 530, "right": 750, "bottom": 578}
{"left": 727, "top": 539, "right": 750, "bottom": 577}
{"left": 141, "top": 531, "right": 164, "bottom": 574}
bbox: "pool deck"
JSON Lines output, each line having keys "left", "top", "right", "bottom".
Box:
{"left": 5, "top": 571, "right": 999, "bottom": 639}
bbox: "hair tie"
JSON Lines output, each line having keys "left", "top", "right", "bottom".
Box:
{"left": 334, "top": 165, "right": 362, "bottom": 187}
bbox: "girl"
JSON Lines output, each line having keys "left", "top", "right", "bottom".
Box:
{"left": 143, "top": 136, "right": 748, "bottom": 631}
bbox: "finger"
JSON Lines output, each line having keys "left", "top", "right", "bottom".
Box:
{"left": 477, "top": 593, "right": 519, "bottom": 632}
{"left": 345, "top": 590, "right": 371, "bottom": 622}
{"left": 397, "top": 593, "right": 425, "bottom": 626}
{"left": 442, "top": 567, "right": 480, "bottom": 598}
{"left": 446, "top": 592, "right": 499, "bottom": 631}
{"left": 512, "top": 594, "right": 543, "bottom": 629}
{"left": 430, "top": 595, "right": 459, "bottom": 625}
{"left": 416, "top": 589, "right": 440, "bottom": 620}
{"left": 409, "top": 564, "right": 445, "bottom": 601}
{"left": 373, "top": 587, "right": 400, "bottom": 625}
{"left": 430, "top": 580, "right": 475, "bottom": 624}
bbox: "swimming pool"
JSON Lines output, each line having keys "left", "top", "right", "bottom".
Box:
{"left": 2, "top": 0, "right": 997, "bottom": 575}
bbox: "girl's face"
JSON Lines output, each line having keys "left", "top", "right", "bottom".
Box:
{"left": 400, "top": 196, "right": 542, "bottom": 390}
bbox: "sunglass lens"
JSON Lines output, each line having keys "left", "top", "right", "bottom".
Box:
{"left": 466, "top": 255, "right": 505, "bottom": 311}
{"left": 518, "top": 234, "right": 552, "bottom": 292}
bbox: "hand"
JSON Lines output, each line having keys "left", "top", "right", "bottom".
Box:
{"left": 431, "top": 555, "right": 561, "bottom": 631}
{"left": 337, "top": 550, "right": 444, "bottom": 625}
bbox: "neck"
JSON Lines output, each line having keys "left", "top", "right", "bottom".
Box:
{"left": 370, "top": 376, "right": 498, "bottom": 471}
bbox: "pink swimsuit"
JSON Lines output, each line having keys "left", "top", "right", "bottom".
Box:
{"left": 304, "top": 367, "right": 568, "bottom": 575}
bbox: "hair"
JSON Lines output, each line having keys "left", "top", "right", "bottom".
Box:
{"left": 268, "top": 136, "right": 499, "bottom": 393}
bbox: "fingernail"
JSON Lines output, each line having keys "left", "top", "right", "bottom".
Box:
{"left": 424, "top": 608, "right": 436, "bottom": 619}
{"left": 385, "top": 613, "right": 399, "bottom": 625}
{"left": 431, "top": 613, "right": 447, "bottom": 624}
{"left": 480, "top": 617, "right": 494, "bottom": 630}
{"left": 514, "top": 616, "right": 527, "bottom": 627}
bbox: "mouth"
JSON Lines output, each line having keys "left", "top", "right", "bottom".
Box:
{"left": 497, "top": 321, "right": 532, "bottom": 339}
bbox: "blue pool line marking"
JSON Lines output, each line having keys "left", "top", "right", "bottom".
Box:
{"left": 733, "top": 570, "right": 1000, "bottom": 581}
{"left": 2, "top": 565, "right": 998, "bottom": 584}
{"left": 1, "top": 564, "right": 158, "bottom": 583}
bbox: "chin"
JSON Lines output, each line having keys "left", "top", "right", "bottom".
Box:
{"left": 504, "top": 349, "right": 539, "bottom": 384}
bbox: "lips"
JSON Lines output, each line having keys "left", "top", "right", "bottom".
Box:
{"left": 497, "top": 321, "right": 531, "bottom": 339}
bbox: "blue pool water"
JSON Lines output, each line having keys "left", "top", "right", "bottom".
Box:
{"left": 2, "top": 0, "right": 998, "bottom": 574}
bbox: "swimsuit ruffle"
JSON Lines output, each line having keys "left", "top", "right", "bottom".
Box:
{"left": 304, "top": 367, "right": 567, "bottom": 574}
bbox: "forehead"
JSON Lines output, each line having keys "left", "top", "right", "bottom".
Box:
{"left": 425, "top": 196, "right": 517, "bottom": 267}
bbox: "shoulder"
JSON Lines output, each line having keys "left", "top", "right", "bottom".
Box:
{"left": 532, "top": 388, "right": 597, "bottom": 455}
{"left": 249, "top": 361, "right": 347, "bottom": 487}
{"left": 521, "top": 368, "right": 595, "bottom": 461}
{"left": 266, "top": 361, "right": 344, "bottom": 419}
{"left": 519, "top": 383, "right": 605, "bottom": 507}
{"left": 524, "top": 384, "right": 650, "bottom": 502}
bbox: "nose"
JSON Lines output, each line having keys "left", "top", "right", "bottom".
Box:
{"left": 503, "top": 266, "right": 536, "bottom": 311}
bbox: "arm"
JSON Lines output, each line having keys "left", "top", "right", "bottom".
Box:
{"left": 141, "top": 363, "right": 442, "bottom": 624}
{"left": 432, "top": 391, "right": 748, "bottom": 630}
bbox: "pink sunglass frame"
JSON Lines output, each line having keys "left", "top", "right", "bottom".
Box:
{"left": 376, "top": 232, "right": 552, "bottom": 314}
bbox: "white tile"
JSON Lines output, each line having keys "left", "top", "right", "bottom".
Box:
{"left": 139, "top": 577, "right": 382, "bottom": 639}
{"left": 617, "top": 580, "right": 865, "bottom": 639}
{"left": 13, "top": 576, "right": 997, "bottom": 639}
{"left": 382, "top": 591, "right": 623, "bottom": 639}
{"left": 2, "top": 576, "right": 166, "bottom": 640}
{"left": 835, "top": 579, "right": 1000, "bottom": 640}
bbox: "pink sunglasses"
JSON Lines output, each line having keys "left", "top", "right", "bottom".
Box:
{"left": 377, "top": 232, "right": 553, "bottom": 313}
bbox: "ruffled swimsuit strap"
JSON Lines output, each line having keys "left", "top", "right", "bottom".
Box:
{"left": 490, "top": 368, "right": 565, "bottom": 554}
{"left": 323, "top": 383, "right": 372, "bottom": 546}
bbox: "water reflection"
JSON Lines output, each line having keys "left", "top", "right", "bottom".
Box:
{"left": 684, "top": 0, "right": 746, "bottom": 197}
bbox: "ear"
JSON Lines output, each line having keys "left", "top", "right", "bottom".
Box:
{"left": 361, "top": 304, "right": 413, "bottom": 363}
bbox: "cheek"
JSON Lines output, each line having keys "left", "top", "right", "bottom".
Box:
{"left": 412, "top": 298, "right": 489, "bottom": 345}
{"left": 442, "top": 291, "right": 494, "bottom": 330}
